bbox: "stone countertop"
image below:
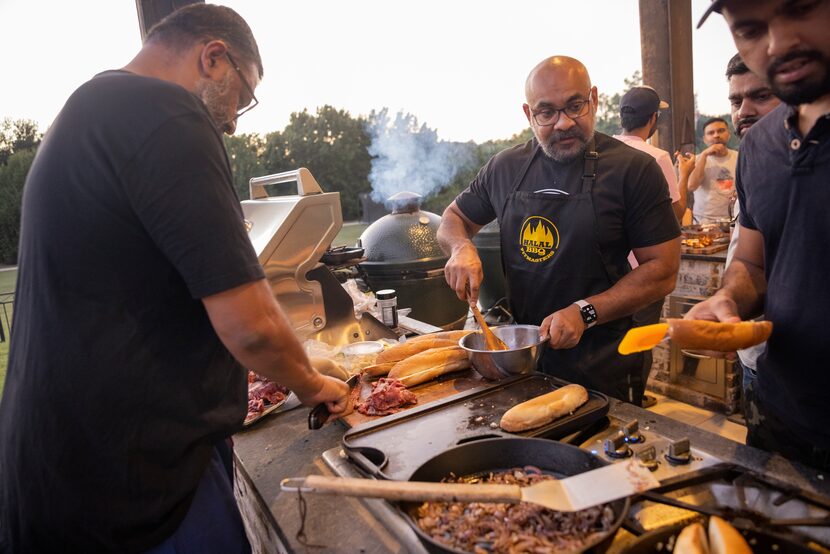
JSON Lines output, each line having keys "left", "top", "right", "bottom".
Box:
{"left": 233, "top": 391, "right": 830, "bottom": 553}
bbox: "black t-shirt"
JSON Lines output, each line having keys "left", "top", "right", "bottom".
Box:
{"left": 456, "top": 134, "right": 679, "bottom": 284}
{"left": 0, "top": 71, "right": 264, "bottom": 552}
{"left": 737, "top": 104, "right": 830, "bottom": 447}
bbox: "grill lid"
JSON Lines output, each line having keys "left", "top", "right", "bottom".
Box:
{"left": 359, "top": 192, "right": 445, "bottom": 267}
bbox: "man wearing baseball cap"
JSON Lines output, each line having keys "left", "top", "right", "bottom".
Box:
{"left": 689, "top": 0, "right": 830, "bottom": 471}
{"left": 614, "top": 86, "right": 690, "bottom": 221}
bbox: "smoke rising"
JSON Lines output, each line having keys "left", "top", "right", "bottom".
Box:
{"left": 365, "top": 108, "right": 474, "bottom": 206}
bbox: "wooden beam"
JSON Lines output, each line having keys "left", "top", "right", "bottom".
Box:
{"left": 639, "top": 0, "right": 696, "bottom": 155}
{"left": 135, "top": 0, "right": 204, "bottom": 41}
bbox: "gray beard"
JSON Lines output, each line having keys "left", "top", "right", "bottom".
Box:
{"left": 539, "top": 130, "right": 594, "bottom": 163}
{"left": 195, "top": 72, "right": 234, "bottom": 131}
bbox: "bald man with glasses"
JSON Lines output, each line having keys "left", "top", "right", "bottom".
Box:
{"left": 438, "top": 56, "right": 680, "bottom": 407}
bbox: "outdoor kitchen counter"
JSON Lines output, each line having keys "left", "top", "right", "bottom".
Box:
{"left": 232, "top": 393, "right": 830, "bottom": 554}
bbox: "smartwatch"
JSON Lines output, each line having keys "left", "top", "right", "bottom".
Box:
{"left": 574, "top": 300, "right": 598, "bottom": 329}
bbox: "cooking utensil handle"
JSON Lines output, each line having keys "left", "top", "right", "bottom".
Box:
{"left": 308, "top": 402, "right": 330, "bottom": 430}
{"left": 248, "top": 168, "right": 323, "bottom": 199}
{"left": 294, "top": 475, "right": 522, "bottom": 504}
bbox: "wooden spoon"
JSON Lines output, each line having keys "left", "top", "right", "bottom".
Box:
{"left": 470, "top": 304, "right": 508, "bottom": 351}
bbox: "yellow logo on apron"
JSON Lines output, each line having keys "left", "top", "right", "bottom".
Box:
{"left": 520, "top": 216, "right": 560, "bottom": 262}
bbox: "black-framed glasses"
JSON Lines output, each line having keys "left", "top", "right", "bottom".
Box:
{"left": 225, "top": 51, "right": 259, "bottom": 120}
{"left": 531, "top": 92, "right": 592, "bottom": 126}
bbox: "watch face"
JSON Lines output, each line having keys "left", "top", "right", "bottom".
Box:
{"left": 581, "top": 304, "right": 597, "bottom": 324}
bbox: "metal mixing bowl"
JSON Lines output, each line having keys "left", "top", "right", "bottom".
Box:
{"left": 459, "top": 324, "right": 548, "bottom": 380}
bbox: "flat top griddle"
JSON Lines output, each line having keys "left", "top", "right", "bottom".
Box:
{"left": 342, "top": 372, "right": 609, "bottom": 481}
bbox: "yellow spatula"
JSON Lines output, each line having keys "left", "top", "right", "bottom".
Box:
{"left": 617, "top": 323, "right": 669, "bottom": 355}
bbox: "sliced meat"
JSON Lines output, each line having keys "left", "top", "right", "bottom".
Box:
{"left": 357, "top": 378, "right": 417, "bottom": 416}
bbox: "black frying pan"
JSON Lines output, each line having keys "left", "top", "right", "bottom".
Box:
{"left": 622, "top": 521, "right": 816, "bottom": 553}
{"left": 396, "top": 437, "right": 629, "bottom": 554}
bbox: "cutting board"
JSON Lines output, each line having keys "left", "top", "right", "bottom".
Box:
{"left": 681, "top": 243, "right": 728, "bottom": 255}
{"left": 341, "top": 369, "right": 486, "bottom": 428}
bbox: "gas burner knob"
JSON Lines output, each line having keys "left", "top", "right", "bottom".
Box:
{"left": 665, "top": 438, "right": 692, "bottom": 465}
{"left": 623, "top": 420, "right": 645, "bottom": 444}
{"left": 604, "top": 432, "right": 632, "bottom": 459}
{"left": 636, "top": 446, "right": 659, "bottom": 472}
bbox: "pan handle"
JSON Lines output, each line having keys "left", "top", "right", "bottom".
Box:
{"left": 343, "top": 446, "right": 389, "bottom": 479}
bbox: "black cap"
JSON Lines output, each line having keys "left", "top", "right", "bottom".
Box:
{"left": 697, "top": 0, "right": 725, "bottom": 28}
{"left": 620, "top": 86, "right": 669, "bottom": 117}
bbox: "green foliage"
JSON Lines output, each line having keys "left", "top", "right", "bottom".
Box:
{"left": 224, "top": 133, "right": 266, "bottom": 200}
{"left": 0, "top": 118, "right": 41, "bottom": 166}
{"left": 259, "top": 106, "right": 372, "bottom": 220}
{"left": 0, "top": 149, "right": 36, "bottom": 264}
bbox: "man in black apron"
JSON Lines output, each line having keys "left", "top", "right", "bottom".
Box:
{"left": 438, "top": 56, "right": 681, "bottom": 405}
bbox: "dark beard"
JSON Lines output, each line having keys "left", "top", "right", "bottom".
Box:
{"left": 768, "top": 49, "right": 830, "bottom": 105}
{"left": 539, "top": 128, "right": 593, "bottom": 163}
{"left": 736, "top": 116, "right": 759, "bottom": 138}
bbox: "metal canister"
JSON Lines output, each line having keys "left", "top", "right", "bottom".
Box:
{"left": 376, "top": 289, "right": 398, "bottom": 328}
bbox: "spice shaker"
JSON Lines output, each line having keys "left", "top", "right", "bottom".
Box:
{"left": 376, "top": 289, "right": 398, "bottom": 328}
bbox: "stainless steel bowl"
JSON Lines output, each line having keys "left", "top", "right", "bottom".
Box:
{"left": 459, "top": 324, "right": 548, "bottom": 380}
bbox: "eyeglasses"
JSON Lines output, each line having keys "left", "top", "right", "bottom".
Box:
{"left": 225, "top": 51, "right": 259, "bottom": 120}
{"left": 531, "top": 92, "right": 592, "bottom": 126}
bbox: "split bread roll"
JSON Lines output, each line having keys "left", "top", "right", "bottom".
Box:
{"left": 708, "top": 516, "right": 752, "bottom": 554}
{"left": 667, "top": 319, "right": 772, "bottom": 351}
{"left": 674, "top": 522, "right": 710, "bottom": 554}
{"left": 500, "top": 384, "right": 589, "bottom": 433}
{"left": 387, "top": 345, "right": 470, "bottom": 387}
{"left": 309, "top": 357, "right": 349, "bottom": 381}
{"left": 375, "top": 338, "right": 457, "bottom": 364}
{"left": 674, "top": 517, "right": 752, "bottom": 554}
{"left": 405, "top": 329, "right": 475, "bottom": 344}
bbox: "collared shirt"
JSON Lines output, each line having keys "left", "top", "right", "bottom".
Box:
{"left": 737, "top": 102, "right": 830, "bottom": 446}
{"left": 613, "top": 134, "right": 680, "bottom": 202}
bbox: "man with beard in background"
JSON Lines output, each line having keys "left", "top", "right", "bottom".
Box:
{"left": 692, "top": 0, "right": 830, "bottom": 470}
{"left": 438, "top": 56, "right": 680, "bottom": 406}
{"left": 0, "top": 4, "right": 350, "bottom": 553}
{"left": 723, "top": 52, "right": 781, "bottom": 446}
{"left": 688, "top": 117, "right": 739, "bottom": 224}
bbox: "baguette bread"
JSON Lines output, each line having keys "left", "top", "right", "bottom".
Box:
{"left": 375, "top": 338, "right": 457, "bottom": 364}
{"left": 387, "top": 345, "right": 470, "bottom": 386}
{"left": 309, "top": 356, "right": 349, "bottom": 381}
{"left": 667, "top": 319, "right": 772, "bottom": 351}
{"left": 708, "top": 516, "right": 751, "bottom": 554}
{"left": 362, "top": 361, "right": 396, "bottom": 378}
{"left": 674, "top": 522, "right": 710, "bottom": 554}
{"left": 405, "top": 330, "right": 475, "bottom": 345}
{"left": 499, "top": 384, "right": 589, "bottom": 433}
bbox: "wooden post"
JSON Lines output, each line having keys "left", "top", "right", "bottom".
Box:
{"left": 135, "top": 0, "right": 204, "bottom": 41}
{"left": 638, "top": 0, "right": 696, "bottom": 155}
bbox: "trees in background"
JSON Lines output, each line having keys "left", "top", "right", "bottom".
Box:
{"left": 0, "top": 119, "right": 41, "bottom": 264}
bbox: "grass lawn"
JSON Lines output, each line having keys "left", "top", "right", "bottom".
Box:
{"left": 333, "top": 222, "right": 368, "bottom": 247}
{"left": 0, "top": 269, "right": 14, "bottom": 398}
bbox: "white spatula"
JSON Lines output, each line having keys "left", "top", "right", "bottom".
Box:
{"left": 281, "top": 458, "right": 659, "bottom": 512}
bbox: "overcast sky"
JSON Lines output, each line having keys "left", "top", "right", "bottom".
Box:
{"left": 1, "top": 0, "right": 739, "bottom": 143}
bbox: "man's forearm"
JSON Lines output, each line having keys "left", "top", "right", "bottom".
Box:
{"left": 715, "top": 258, "right": 766, "bottom": 319}
{"left": 587, "top": 257, "right": 678, "bottom": 325}
{"left": 437, "top": 205, "right": 477, "bottom": 256}
{"left": 687, "top": 154, "right": 707, "bottom": 192}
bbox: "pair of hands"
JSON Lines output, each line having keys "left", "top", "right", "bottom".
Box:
{"left": 444, "top": 243, "right": 586, "bottom": 350}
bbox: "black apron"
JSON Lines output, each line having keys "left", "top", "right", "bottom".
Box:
{"left": 499, "top": 140, "right": 646, "bottom": 404}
